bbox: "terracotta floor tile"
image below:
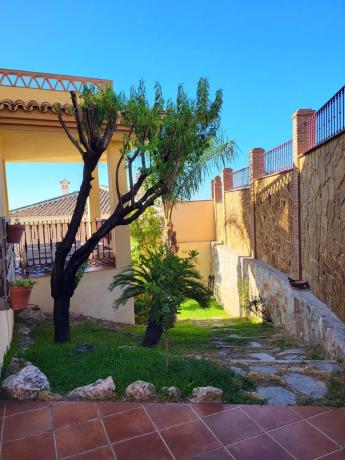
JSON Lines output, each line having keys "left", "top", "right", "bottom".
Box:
{"left": 0, "top": 400, "right": 5, "bottom": 417}
{"left": 270, "top": 420, "right": 339, "bottom": 459}
{"left": 308, "top": 409, "right": 345, "bottom": 446}
{"left": 55, "top": 418, "right": 108, "bottom": 458}
{"left": 5, "top": 399, "right": 49, "bottom": 416}
{"left": 321, "top": 450, "right": 345, "bottom": 459}
{"left": 291, "top": 405, "right": 333, "bottom": 418}
{"left": 114, "top": 432, "right": 172, "bottom": 459}
{"left": 189, "top": 447, "right": 232, "bottom": 459}
{"left": 67, "top": 445, "right": 115, "bottom": 459}
{"left": 242, "top": 405, "right": 301, "bottom": 430}
{"left": 191, "top": 403, "right": 236, "bottom": 417}
{"left": 204, "top": 407, "right": 262, "bottom": 444}
{"left": 103, "top": 408, "right": 154, "bottom": 443}
{"left": 98, "top": 401, "right": 141, "bottom": 417}
{"left": 3, "top": 407, "right": 52, "bottom": 441}
{"left": 52, "top": 401, "right": 98, "bottom": 428}
{"left": 161, "top": 419, "right": 220, "bottom": 459}
{"left": 145, "top": 403, "right": 196, "bottom": 429}
{"left": 1, "top": 432, "right": 55, "bottom": 460}
{"left": 228, "top": 433, "right": 293, "bottom": 460}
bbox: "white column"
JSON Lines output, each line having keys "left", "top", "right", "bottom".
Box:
{"left": 106, "top": 142, "right": 131, "bottom": 269}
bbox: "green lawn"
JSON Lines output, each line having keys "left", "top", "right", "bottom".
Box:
{"left": 2, "top": 301, "right": 262, "bottom": 403}
{"left": 178, "top": 298, "right": 229, "bottom": 320}
{"left": 4, "top": 319, "right": 256, "bottom": 403}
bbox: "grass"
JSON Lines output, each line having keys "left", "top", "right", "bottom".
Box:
{"left": 3, "top": 301, "right": 261, "bottom": 404}
{"left": 177, "top": 298, "right": 229, "bottom": 320}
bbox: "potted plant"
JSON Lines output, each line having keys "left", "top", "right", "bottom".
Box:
{"left": 7, "top": 219, "right": 25, "bottom": 244}
{"left": 10, "top": 279, "right": 37, "bottom": 310}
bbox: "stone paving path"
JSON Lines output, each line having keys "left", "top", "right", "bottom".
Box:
{"left": 209, "top": 324, "right": 343, "bottom": 406}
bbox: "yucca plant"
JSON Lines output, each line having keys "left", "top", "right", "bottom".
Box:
{"left": 109, "top": 246, "right": 210, "bottom": 347}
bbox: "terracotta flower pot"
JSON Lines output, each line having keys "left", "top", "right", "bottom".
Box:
{"left": 7, "top": 224, "right": 25, "bottom": 244}
{"left": 10, "top": 286, "right": 33, "bottom": 310}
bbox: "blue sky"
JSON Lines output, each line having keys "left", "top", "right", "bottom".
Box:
{"left": 3, "top": 0, "right": 345, "bottom": 209}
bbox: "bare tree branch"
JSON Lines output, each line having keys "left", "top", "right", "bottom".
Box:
{"left": 70, "top": 91, "right": 89, "bottom": 150}
{"left": 56, "top": 109, "right": 85, "bottom": 157}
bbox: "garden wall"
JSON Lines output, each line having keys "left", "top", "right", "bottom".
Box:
{"left": 300, "top": 131, "right": 345, "bottom": 322}
{"left": 253, "top": 170, "right": 293, "bottom": 274}
{"left": 211, "top": 243, "right": 345, "bottom": 360}
{"left": 172, "top": 200, "right": 215, "bottom": 282}
{"left": 30, "top": 268, "right": 135, "bottom": 324}
{"left": 224, "top": 188, "right": 251, "bottom": 255}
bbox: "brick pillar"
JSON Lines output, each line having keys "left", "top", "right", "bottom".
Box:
{"left": 248, "top": 148, "right": 264, "bottom": 258}
{"left": 213, "top": 176, "right": 222, "bottom": 202}
{"left": 250, "top": 148, "right": 265, "bottom": 180}
{"left": 211, "top": 179, "right": 215, "bottom": 199}
{"left": 222, "top": 168, "right": 233, "bottom": 192}
{"left": 291, "top": 109, "right": 315, "bottom": 280}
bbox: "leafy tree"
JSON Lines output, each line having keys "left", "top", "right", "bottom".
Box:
{"left": 130, "top": 206, "right": 163, "bottom": 263}
{"left": 109, "top": 246, "right": 210, "bottom": 346}
{"left": 162, "top": 136, "right": 236, "bottom": 253}
{"left": 52, "top": 78, "right": 225, "bottom": 343}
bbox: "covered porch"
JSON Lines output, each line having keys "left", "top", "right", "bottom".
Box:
{"left": 0, "top": 69, "right": 135, "bottom": 366}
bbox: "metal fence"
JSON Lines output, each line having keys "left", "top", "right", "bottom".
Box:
{"left": 232, "top": 167, "right": 250, "bottom": 189}
{"left": 15, "top": 219, "right": 114, "bottom": 277}
{"left": 262, "top": 139, "right": 293, "bottom": 176}
{"left": 306, "top": 85, "right": 345, "bottom": 151}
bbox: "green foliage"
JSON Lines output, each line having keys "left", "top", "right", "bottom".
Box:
{"left": 75, "top": 261, "right": 88, "bottom": 286}
{"left": 109, "top": 246, "right": 211, "bottom": 332}
{"left": 130, "top": 207, "right": 163, "bottom": 263}
{"left": 10, "top": 278, "right": 37, "bottom": 288}
{"left": 120, "top": 78, "right": 232, "bottom": 202}
{"left": 247, "top": 296, "right": 272, "bottom": 323}
{"left": 80, "top": 84, "right": 124, "bottom": 130}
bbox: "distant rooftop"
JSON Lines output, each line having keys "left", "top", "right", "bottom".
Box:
{"left": 11, "top": 186, "right": 110, "bottom": 219}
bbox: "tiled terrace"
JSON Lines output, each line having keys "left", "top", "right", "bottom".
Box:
{"left": 0, "top": 401, "right": 344, "bottom": 459}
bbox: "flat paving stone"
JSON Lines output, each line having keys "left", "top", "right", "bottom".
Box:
{"left": 230, "top": 366, "right": 247, "bottom": 377}
{"left": 249, "top": 365, "right": 278, "bottom": 375}
{"left": 248, "top": 341, "right": 262, "bottom": 348}
{"left": 277, "top": 349, "right": 303, "bottom": 355}
{"left": 247, "top": 352, "right": 275, "bottom": 362}
{"left": 311, "top": 361, "right": 342, "bottom": 373}
{"left": 283, "top": 373, "right": 328, "bottom": 399}
{"left": 257, "top": 386, "right": 296, "bottom": 405}
{"left": 279, "top": 354, "right": 306, "bottom": 361}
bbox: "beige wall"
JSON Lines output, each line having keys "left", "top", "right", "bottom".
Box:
{"left": 224, "top": 188, "right": 251, "bottom": 255}
{"left": 172, "top": 200, "right": 215, "bottom": 242}
{"left": 30, "top": 268, "right": 134, "bottom": 324}
{"left": 300, "top": 131, "right": 345, "bottom": 322}
{"left": 0, "top": 310, "right": 14, "bottom": 368}
{"left": 172, "top": 200, "right": 215, "bottom": 283}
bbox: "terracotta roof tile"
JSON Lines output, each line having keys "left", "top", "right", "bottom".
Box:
{"left": 11, "top": 186, "right": 110, "bottom": 219}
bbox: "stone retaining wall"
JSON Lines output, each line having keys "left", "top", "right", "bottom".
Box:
{"left": 212, "top": 243, "right": 345, "bottom": 361}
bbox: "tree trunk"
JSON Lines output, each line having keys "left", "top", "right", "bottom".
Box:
{"left": 53, "top": 295, "right": 71, "bottom": 343}
{"left": 142, "top": 319, "right": 163, "bottom": 347}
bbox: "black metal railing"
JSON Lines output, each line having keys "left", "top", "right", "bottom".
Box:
{"left": 263, "top": 139, "right": 293, "bottom": 175}
{"left": 232, "top": 167, "right": 250, "bottom": 189}
{"left": 306, "top": 85, "right": 345, "bottom": 150}
{"left": 14, "top": 219, "right": 114, "bottom": 276}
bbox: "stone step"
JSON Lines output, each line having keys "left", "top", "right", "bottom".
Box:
{"left": 226, "top": 359, "right": 339, "bottom": 365}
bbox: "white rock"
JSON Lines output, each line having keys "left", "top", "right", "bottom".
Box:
{"left": 1, "top": 364, "right": 50, "bottom": 400}
{"left": 161, "top": 386, "right": 181, "bottom": 401}
{"left": 191, "top": 386, "right": 223, "bottom": 403}
{"left": 66, "top": 376, "right": 115, "bottom": 400}
{"left": 5, "top": 357, "right": 31, "bottom": 377}
{"left": 126, "top": 380, "right": 156, "bottom": 401}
